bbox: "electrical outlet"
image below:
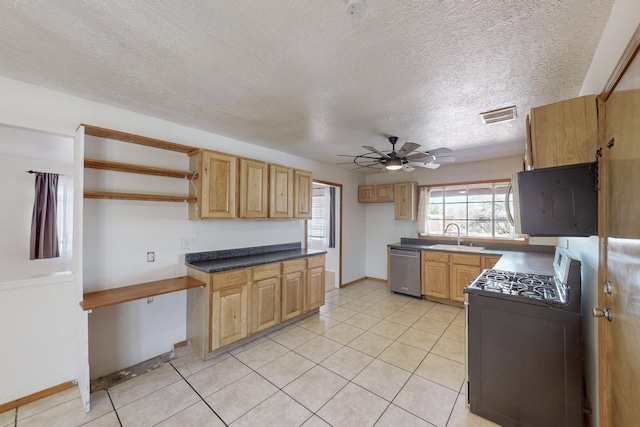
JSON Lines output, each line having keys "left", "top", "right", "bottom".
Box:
{"left": 147, "top": 251, "right": 155, "bottom": 262}
{"left": 181, "top": 238, "right": 192, "bottom": 250}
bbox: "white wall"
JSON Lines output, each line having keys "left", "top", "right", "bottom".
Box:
{"left": 0, "top": 75, "right": 366, "bottom": 399}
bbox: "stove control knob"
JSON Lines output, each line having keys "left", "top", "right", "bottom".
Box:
{"left": 592, "top": 306, "right": 612, "bottom": 321}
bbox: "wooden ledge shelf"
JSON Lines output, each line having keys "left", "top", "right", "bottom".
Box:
{"left": 81, "top": 276, "right": 205, "bottom": 310}
{"left": 82, "top": 124, "right": 199, "bottom": 155}
{"left": 85, "top": 158, "right": 197, "bottom": 179}
{"left": 84, "top": 190, "right": 196, "bottom": 203}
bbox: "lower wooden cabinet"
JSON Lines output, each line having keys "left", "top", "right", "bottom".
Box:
{"left": 210, "top": 269, "right": 249, "bottom": 350}
{"left": 187, "top": 255, "right": 325, "bottom": 358}
{"left": 421, "top": 250, "right": 501, "bottom": 305}
{"left": 422, "top": 251, "right": 450, "bottom": 299}
{"left": 449, "top": 254, "right": 481, "bottom": 302}
{"left": 307, "top": 262, "right": 325, "bottom": 311}
{"left": 282, "top": 259, "right": 306, "bottom": 321}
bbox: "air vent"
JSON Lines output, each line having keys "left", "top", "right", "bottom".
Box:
{"left": 479, "top": 105, "right": 517, "bottom": 125}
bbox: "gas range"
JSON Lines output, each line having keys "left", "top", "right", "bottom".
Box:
{"left": 466, "top": 269, "right": 566, "bottom": 307}
{"left": 465, "top": 247, "right": 582, "bottom": 312}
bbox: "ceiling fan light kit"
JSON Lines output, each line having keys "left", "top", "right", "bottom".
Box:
{"left": 385, "top": 158, "right": 403, "bottom": 170}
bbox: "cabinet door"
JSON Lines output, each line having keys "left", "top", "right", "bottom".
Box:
{"left": 251, "top": 277, "right": 280, "bottom": 333}
{"left": 423, "top": 261, "right": 449, "bottom": 299}
{"left": 199, "top": 150, "right": 237, "bottom": 219}
{"left": 358, "top": 185, "right": 376, "bottom": 203}
{"left": 282, "top": 271, "right": 305, "bottom": 321}
{"left": 450, "top": 264, "right": 481, "bottom": 302}
{"left": 394, "top": 182, "right": 417, "bottom": 220}
{"left": 483, "top": 255, "right": 502, "bottom": 270}
{"left": 530, "top": 95, "right": 598, "bottom": 169}
{"left": 269, "top": 165, "right": 293, "bottom": 218}
{"left": 294, "top": 170, "right": 313, "bottom": 219}
{"left": 239, "top": 158, "right": 268, "bottom": 219}
{"left": 376, "top": 184, "right": 394, "bottom": 202}
{"left": 306, "top": 266, "right": 325, "bottom": 311}
{"left": 211, "top": 285, "right": 248, "bottom": 350}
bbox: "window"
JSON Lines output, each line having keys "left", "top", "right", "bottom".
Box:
{"left": 421, "top": 181, "right": 519, "bottom": 240}
{"left": 308, "top": 185, "right": 336, "bottom": 248}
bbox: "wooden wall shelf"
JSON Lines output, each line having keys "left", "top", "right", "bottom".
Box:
{"left": 85, "top": 158, "right": 197, "bottom": 179}
{"left": 82, "top": 124, "right": 199, "bottom": 155}
{"left": 81, "top": 276, "right": 205, "bottom": 310}
{"left": 84, "top": 190, "right": 196, "bottom": 203}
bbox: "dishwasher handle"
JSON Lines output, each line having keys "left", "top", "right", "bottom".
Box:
{"left": 390, "top": 249, "right": 420, "bottom": 258}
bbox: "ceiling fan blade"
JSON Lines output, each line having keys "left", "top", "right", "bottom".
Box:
{"left": 425, "top": 147, "right": 453, "bottom": 156}
{"left": 410, "top": 162, "right": 441, "bottom": 169}
{"left": 406, "top": 153, "right": 436, "bottom": 162}
{"left": 402, "top": 165, "right": 416, "bottom": 172}
{"left": 362, "top": 145, "right": 390, "bottom": 159}
{"left": 396, "top": 142, "right": 421, "bottom": 158}
{"left": 432, "top": 155, "right": 456, "bottom": 163}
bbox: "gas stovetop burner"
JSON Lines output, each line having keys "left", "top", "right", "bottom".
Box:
{"left": 467, "top": 269, "right": 564, "bottom": 305}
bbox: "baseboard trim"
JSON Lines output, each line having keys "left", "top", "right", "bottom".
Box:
{"left": 173, "top": 340, "right": 188, "bottom": 349}
{"left": 0, "top": 381, "right": 75, "bottom": 413}
{"left": 341, "top": 276, "right": 387, "bottom": 287}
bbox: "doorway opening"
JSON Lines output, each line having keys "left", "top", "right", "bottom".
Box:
{"left": 307, "top": 180, "right": 342, "bottom": 291}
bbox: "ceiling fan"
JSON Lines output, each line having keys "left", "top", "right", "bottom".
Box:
{"left": 337, "top": 136, "right": 456, "bottom": 172}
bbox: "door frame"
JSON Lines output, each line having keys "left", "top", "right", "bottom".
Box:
{"left": 306, "top": 179, "right": 343, "bottom": 288}
{"left": 596, "top": 23, "right": 640, "bottom": 427}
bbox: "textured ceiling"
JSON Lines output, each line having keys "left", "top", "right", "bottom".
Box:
{"left": 0, "top": 0, "right": 614, "bottom": 173}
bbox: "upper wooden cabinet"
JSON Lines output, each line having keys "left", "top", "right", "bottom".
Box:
{"left": 358, "top": 184, "right": 394, "bottom": 203}
{"left": 269, "top": 165, "right": 294, "bottom": 219}
{"left": 239, "top": 158, "right": 268, "bottom": 219}
{"left": 190, "top": 149, "right": 237, "bottom": 219}
{"left": 294, "top": 169, "right": 313, "bottom": 219}
{"left": 527, "top": 95, "right": 598, "bottom": 169}
{"left": 394, "top": 181, "right": 417, "bottom": 220}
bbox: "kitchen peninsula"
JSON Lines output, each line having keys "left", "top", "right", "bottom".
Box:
{"left": 185, "top": 243, "right": 326, "bottom": 359}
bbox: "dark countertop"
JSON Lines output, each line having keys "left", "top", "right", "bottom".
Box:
{"left": 389, "top": 238, "right": 555, "bottom": 276}
{"left": 185, "top": 243, "right": 326, "bottom": 274}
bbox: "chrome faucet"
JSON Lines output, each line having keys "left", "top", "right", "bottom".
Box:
{"left": 444, "top": 223, "right": 462, "bottom": 246}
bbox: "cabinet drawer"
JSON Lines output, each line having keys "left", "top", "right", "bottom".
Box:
{"left": 451, "top": 254, "right": 481, "bottom": 266}
{"left": 282, "top": 259, "right": 306, "bottom": 274}
{"left": 423, "top": 251, "right": 449, "bottom": 263}
{"left": 252, "top": 263, "right": 280, "bottom": 281}
{"left": 307, "top": 255, "right": 325, "bottom": 269}
{"left": 211, "top": 269, "right": 249, "bottom": 291}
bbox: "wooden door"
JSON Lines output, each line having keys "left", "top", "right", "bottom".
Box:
{"left": 307, "top": 267, "right": 325, "bottom": 311}
{"left": 199, "top": 150, "right": 237, "bottom": 219}
{"left": 483, "top": 255, "right": 502, "bottom": 270}
{"left": 239, "top": 158, "right": 268, "bottom": 219}
{"left": 269, "top": 164, "right": 293, "bottom": 218}
{"left": 599, "top": 45, "right": 640, "bottom": 426}
{"left": 251, "top": 277, "right": 280, "bottom": 333}
{"left": 281, "top": 271, "right": 304, "bottom": 321}
{"left": 294, "top": 169, "right": 313, "bottom": 219}
{"left": 211, "top": 285, "right": 247, "bottom": 350}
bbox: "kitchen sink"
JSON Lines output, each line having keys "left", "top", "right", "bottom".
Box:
{"left": 429, "top": 244, "right": 485, "bottom": 252}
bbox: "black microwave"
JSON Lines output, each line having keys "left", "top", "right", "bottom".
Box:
{"left": 510, "top": 162, "right": 598, "bottom": 237}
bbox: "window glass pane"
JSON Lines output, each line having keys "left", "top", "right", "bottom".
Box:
{"left": 467, "top": 186, "right": 492, "bottom": 202}
{"left": 444, "top": 187, "right": 467, "bottom": 203}
{"left": 428, "top": 203, "right": 443, "bottom": 219}
{"left": 468, "top": 220, "right": 492, "bottom": 237}
{"left": 444, "top": 203, "right": 466, "bottom": 219}
{"left": 495, "top": 220, "right": 514, "bottom": 237}
{"left": 430, "top": 188, "right": 444, "bottom": 203}
{"left": 468, "top": 201, "right": 493, "bottom": 220}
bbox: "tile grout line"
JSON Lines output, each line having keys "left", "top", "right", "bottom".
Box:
{"left": 167, "top": 359, "right": 229, "bottom": 427}
{"left": 105, "top": 389, "right": 123, "bottom": 427}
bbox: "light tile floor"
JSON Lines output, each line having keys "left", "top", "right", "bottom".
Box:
{"left": 1, "top": 280, "right": 500, "bottom": 427}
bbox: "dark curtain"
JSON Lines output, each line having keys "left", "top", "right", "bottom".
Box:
{"left": 329, "top": 187, "right": 336, "bottom": 248}
{"left": 30, "top": 172, "right": 60, "bottom": 259}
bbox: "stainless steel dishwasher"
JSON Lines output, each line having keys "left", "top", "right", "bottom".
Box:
{"left": 389, "top": 248, "right": 421, "bottom": 297}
